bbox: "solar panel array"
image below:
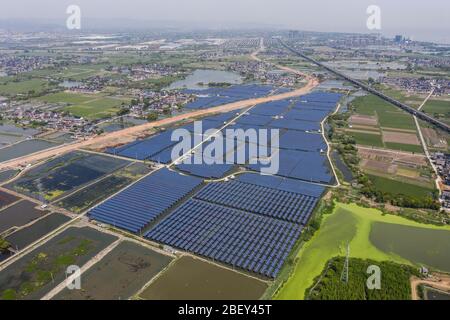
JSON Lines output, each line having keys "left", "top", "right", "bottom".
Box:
{"left": 194, "top": 180, "right": 318, "bottom": 224}
{"left": 95, "top": 91, "right": 341, "bottom": 278}
{"left": 145, "top": 199, "right": 302, "bottom": 278}
{"left": 88, "top": 169, "right": 203, "bottom": 233}
{"left": 184, "top": 84, "right": 276, "bottom": 110}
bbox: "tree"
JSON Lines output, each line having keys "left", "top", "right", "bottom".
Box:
{"left": 147, "top": 112, "right": 158, "bottom": 122}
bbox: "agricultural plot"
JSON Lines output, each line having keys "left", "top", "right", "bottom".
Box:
{"left": 5, "top": 213, "right": 71, "bottom": 250}
{"left": 56, "top": 163, "right": 150, "bottom": 213}
{"left": 0, "top": 139, "right": 60, "bottom": 163}
{"left": 366, "top": 174, "right": 435, "bottom": 198}
{"left": 0, "top": 78, "right": 50, "bottom": 96}
{"left": 38, "top": 92, "right": 131, "bottom": 120}
{"left": 54, "top": 241, "right": 172, "bottom": 300}
{"left": 0, "top": 200, "right": 47, "bottom": 234}
{"left": 422, "top": 99, "right": 450, "bottom": 125}
{"left": 0, "top": 170, "right": 18, "bottom": 184}
{"left": 0, "top": 227, "right": 118, "bottom": 300}
{"left": 0, "top": 190, "right": 19, "bottom": 209}
{"left": 140, "top": 256, "right": 268, "bottom": 300}
{"left": 349, "top": 94, "right": 422, "bottom": 153}
{"left": 6, "top": 151, "right": 129, "bottom": 201}
{"left": 0, "top": 124, "right": 39, "bottom": 148}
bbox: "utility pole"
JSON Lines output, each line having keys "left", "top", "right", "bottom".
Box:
{"left": 341, "top": 242, "right": 350, "bottom": 283}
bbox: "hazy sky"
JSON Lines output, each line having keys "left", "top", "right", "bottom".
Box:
{"left": 2, "top": 0, "right": 450, "bottom": 42}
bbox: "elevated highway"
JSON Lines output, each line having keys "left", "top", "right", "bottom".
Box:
{"left": 279, "top": 40, "right": 450, "bottom": 133}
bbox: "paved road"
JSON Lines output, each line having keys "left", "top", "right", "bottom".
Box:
{"left": 279, "top": 40, "right": 450, "bottom": 133}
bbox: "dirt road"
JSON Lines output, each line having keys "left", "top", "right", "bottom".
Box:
{"left": 0, "top": 85, "right": 318, "bottom": 172}
{"left": 410, "top": 274, "right": 450, "bottom": 300}
{"left": 0, "top": 41, "right": 318, "bottom": 171}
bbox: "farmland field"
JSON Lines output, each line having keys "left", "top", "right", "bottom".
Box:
{"left": 54, "top": 241, "right": 172, "bottom": 300}
{"left": 38, "top": 92, "right": 131, "bottom": 120}
{"left": 0, "top": 226, "right": 118, "bottom": 300}
{"left": 0, "top": 79, "right": 51, "bottom": 96}
{"left": 347, "top": 131, "right": 384, "bottom": 147}
{"left": 5, "top": 213, "right": 71, "bottom": 250}
{"left": 139, "top": 256, "right": 268, "bottom": 300}
{"left": 6, "top": 151, "right": 129, "bottom": 201}
{"left": 0, "top": 200, "right": 47, "bottom": 234}
{"left": 0, "top": 139, "right": 60, "bottom": 163}
{"left": 275, "top": 203, "right": 450, "bottom": 300}
{"left": 366, "top": 174, "right": 435, "bottom": 198}
{"left": 0, "top": 190, "right": 19, "bottom": 209}
{"left": 56, "top": 162, "right": 150, "bottom": 213}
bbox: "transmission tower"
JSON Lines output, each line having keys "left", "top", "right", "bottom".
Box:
{"left": 340, "top": 242, "right": 350, "bottom": 283}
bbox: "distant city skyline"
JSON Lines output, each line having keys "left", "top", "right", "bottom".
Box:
{"left": 1, "top": 0, "right": 449, "bottom": 43}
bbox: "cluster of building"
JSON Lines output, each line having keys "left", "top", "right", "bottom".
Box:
{"left": 228, "top": 61, "right": 302, "bottom": 87}
{"left": 431, "top": 153, "right": 450, "bottom": 209}
{"left": 0, "top": 54, "right": 54, "bottom": 76}
{"left": 127, "top": 90, "right": 193, "bottom": 118}
{"left": 382, "top": 77, "right": 450, "bottom": 95}
{"left": 1, "top": 103, "right": 94, "bottom": 137}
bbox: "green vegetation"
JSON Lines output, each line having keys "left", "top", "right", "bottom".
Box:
{"left": 347, "top": 131, "right": 384, "bottom": 147}
{"left": 362, "top": 174, "right": 439, "bottom": 210}
{"left": 307, "top": 257, "right": 418, "bottom": 300}
{"left": 384, "top": 142, "right": 424, "bottom": 153}
{"left": 365, "top": 174, "right": 435, "bottom": 198}
{"left": 0, "top": 237, "right": 10, "bottom": 252}
{"left": 352, "top": 94, "right": 417, "bottom": 131}
{"left": 38, "top": 92, "right": 131, "bottom": 120}
{"left": 275, "top": 202, "right": 450, "bottom": 300}
{"left": 1, "top": 237, "right": 93, "bottom": 300}
{"left": 0, "top": 78, "right": 51, "bottom": 96}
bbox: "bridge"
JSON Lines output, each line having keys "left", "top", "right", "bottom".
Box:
{"left": 279, "top": 40, "right": 450, "bottom": 133}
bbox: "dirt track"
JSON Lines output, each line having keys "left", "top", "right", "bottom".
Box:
{"left": 0, "top": 79, "right": 318, "bottom": 171}
{"left": 410, "top": 274, "right": 450, "bottom": 300}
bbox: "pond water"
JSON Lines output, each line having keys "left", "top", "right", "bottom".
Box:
{"left": 168, "top": 69, "right": 243, "bottom": 90}
{"left": 0, "top": 139, "right": 59, "bottom": 163}
{"left": 332, "top": 150, "right": 353, "bottom": 183}
{"left": 0, "top": 124, "right": 39, "bottom": 147}
{"left": 370, "top": 222, "right": 450, "bottom": 272}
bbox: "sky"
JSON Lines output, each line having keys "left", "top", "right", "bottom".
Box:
{"left": 1, "top": 0, "right": 450, "bottom": 43}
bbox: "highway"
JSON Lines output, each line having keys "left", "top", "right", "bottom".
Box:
{"left": 279, "top": 40, "right": 450, "bottom": 133}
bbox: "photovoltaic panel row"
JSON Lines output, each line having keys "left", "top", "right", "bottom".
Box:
{"left": 194, "top": 180, "right": 318, "bottom": 224}
{"left": 283, "top": 109, "right": 331, "bottom": 122}
{"left": 269, "top": 118, "right": 321, "bottom": 132}
{"left": 145, "top": 199, "right": 302, "bottom": 278}
{"left": 248, "top": 149, "right": 332, "bottom": 184}
{"left": 249, "top": 100, "right": 291, "bottom": 116}
{"left": 88, "top": 169, "right": 203, "bottom": 234}
{"left": 236, "top": 173, "right": 325, "bottom": 197}
{"left": 106, "top": 130, "right": 180, "bottom": 160}
{"left": 278, "top": 131, "right": 326, "bottom": 152}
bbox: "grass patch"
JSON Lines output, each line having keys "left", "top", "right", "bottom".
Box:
{"left": 347, "top": 131, "right": 384, "bottom": 147}
{"left": 384, "top": 142, "right": 423, "bottom": 154}
{"left": 275, "top": 202, "right": 450, "bottom": 300}
{"left": 367, "top": 174, "right": 435, "bottom": 198}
